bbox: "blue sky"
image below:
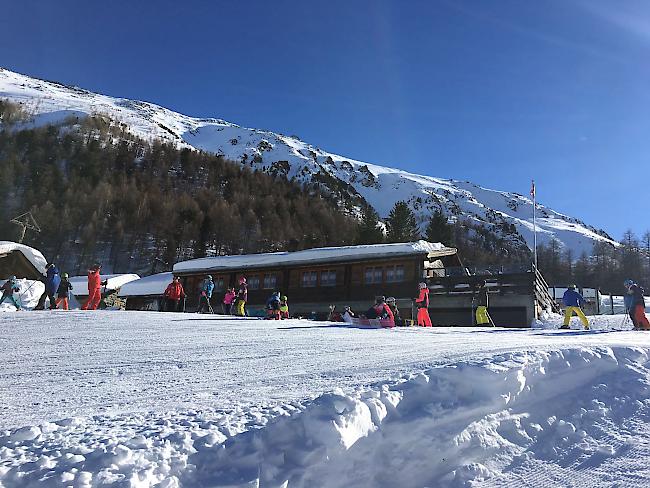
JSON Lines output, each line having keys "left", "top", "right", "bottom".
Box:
{"left": 3, "top": 0, "right": 649, "bottom": 240}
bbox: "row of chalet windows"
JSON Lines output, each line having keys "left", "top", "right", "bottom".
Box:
{"left": 200, "top": 265, "right": 406, "bottom": 292}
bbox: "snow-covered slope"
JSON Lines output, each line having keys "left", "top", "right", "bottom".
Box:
{"left": 0, "top": 68, "right": 617, "bottom": 256}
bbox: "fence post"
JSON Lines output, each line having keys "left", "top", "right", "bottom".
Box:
{"left": 610, "top": 294, "right": 614, "bottom": 315}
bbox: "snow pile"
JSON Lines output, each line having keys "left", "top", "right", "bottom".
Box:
{"left": 0, "top": 68, "right": 617, "bottom": 257}
{"left": 0, "top": 240, "right": 48, "bottom": 275}
{"left": 174, "top": 240, "right": 449, "bottom": 273}
{"left": 0, "top": 278, "right": 44, "bottom": 311}
{"left": 69, "top": 273, "right": 140, "bottom": 293}
{"left": 2, "top": 345, "right": 650, "bottom": 487}
{"left": 118, "top": 272, "right": 172, "bottom": 297}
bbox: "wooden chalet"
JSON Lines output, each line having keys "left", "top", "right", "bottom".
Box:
{"left": 173, "top": 241, "right": 460, "bottom": 317}
{"left": 172, "top": 240, "right": 558, "bottom": 327}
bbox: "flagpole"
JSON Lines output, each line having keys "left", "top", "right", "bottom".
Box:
{"left": 532, "top": 179, "right": 538, "bottom": 270}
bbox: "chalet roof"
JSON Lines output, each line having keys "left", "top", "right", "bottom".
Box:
{"left": 118, "top": 272, "right": 173, "bottom": 297}
{"left": 173, "top": 240, "right": 457, "bottom": 274}
{"left": 0, "top": 241, "right": 48, "bottom": 280}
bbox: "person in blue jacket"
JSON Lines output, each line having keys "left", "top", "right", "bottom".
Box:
{"left": 35, "top": 263, "right": 61, "bottom": 310}
{"left": 560, "top": 284, "right": 589, "bottom": 330}
{"left": 197, "top": 275, "right": 214, "bottom": 314}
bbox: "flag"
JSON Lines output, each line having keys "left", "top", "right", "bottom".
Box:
{"left": 530, "top": 180, "right": 536, "bottom": 199}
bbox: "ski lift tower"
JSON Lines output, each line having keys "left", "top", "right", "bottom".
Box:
{"left": 10, "top": 212, "right": 41, "bottom": 244}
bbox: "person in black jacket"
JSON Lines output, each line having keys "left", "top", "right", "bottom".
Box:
{"left": 55, "top": 273, "right": 73, "bottom": 310}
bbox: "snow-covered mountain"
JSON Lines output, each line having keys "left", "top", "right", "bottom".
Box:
{"left": 0, "top": 67, "right": 616, "bottom": 256}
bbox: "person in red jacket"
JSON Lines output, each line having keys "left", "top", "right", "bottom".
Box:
{"left": 82, "top": 264, "right": 105, "bottom": 310}
{"left": 415, "top": 282, "right": 432, "bottom": 327}
{"left": 163, "top": 276, "right": 186, "bottom": 312}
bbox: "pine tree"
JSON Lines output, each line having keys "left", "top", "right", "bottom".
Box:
{"left": 357, "top": 205, "right": 384, "bottom": 244}
{"left": 425, "top": 209, "right": 453, "bottom": 245}
{"left": 386, "top": 201, "right": 419, "bottom": 243}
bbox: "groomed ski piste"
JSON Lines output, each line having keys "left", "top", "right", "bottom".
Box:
{"left": 2, "top": 312, "right": 650, "bottom": 487}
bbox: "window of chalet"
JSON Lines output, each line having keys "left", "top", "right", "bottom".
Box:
{"left": 263, "top": 273, "right": 277, "bottom": 289}
{"left": 214, "top": 277, "right": 225, "bottom": 291}
{"left": 301, "top": 271, "right": 318, "bottom": 287}
{"left": 385, "top": 265, "right": 405, "bottom": 283}
{"left": 248, "top": 275, "right": 260, "bottom": 290}
{"left": 364, "top": 266, "right": 383, "bottom": 284}
{"left": 320, "top": 270, "right": 337, "bottom": 287}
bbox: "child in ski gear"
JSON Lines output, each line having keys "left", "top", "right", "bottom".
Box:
{"left": 266, "top": 291, "right": 282, "bottom": 320}
{"left": 0, "top": 276, "right": 21, "bottom": 310}
{"left": 82, "top": 264, "right": 105, "bottom": 310}
{"left": 386, "top": 297, "right": 403, "bottom": 326}
{"left": 624, "top": 280, "right": 650, "bottom": 330}
{"left": 415, "top": 282, "right": 432, "bottom": 326}
{"left": 55, "top": 273, "right": 73, "bottom": 310}
{"left": 197, "top": 275, "right": 214, "bottom": 314}
{"left": 223, "top": 287, "right": 236, "bottom": 315}
{"left": 560, "top": 284, "right": 589, "bottom": 330}
{"left": 279, "top": 295, "right": 289, "bottom": 319}
{"left": 474, "top": 281, "right": 494, "bottom": 326}
{"left": 235, "top": 276, "right": 248, "bottom": 316}
{"left": 163, "top": 276, "right": 185, "bottom": 312}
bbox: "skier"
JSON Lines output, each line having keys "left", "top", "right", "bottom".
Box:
{"left": 279, "top": 295, "right": 289, "bottom": 319}
{"left": 0, "top": 276, "right": 21, "bottom": 310}
{"left": 222, "top": 287, "right": 236, "bottom": 315}
{"left": 197, "top": 275, "right": 214, "bottom": 314}
{"left": 624, "top": 279, "right": 650, "bottom": 331}
{"left": 163, "top": 276, "right": 185, "bottom": 312}
{"left": 342, "top": 306, "right": 356, "bottom": 323}
{"left": 35, "top": 263, "right": 61, "bottom": 310}
{"left": 560, "top": 284, "right": 589, "bottom": 330}
{"left": 266, "top": 291, "right": 282, "bottom": 320}
{"left": 415, "top": 282, "right": 432, "bottom": 326}
{"left": 82, "top": 264, "right": 106, "bottom": 310}
{"left": 386, "top": 297, "right": 404, "bottom": 326}
{"left": 474, "top": 280, "right": 495, "bottom": 327}
{"left": 235, "top": 276, "right": 248, "bottom": 316}
{"left": 55, "top": 272, "right": 73, "bottom": 310}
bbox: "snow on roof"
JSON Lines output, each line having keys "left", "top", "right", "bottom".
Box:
{"left": 0, "top": 241, "right": 48, "bottom": 275}
{"left": 118, "top": 272, "right": 173, "bottom": 297}
{"left": 69, "top": 273, "right": 141, "bottom": 293}
{"left": 174, "top": 241, "right": 454, "bottom": 273}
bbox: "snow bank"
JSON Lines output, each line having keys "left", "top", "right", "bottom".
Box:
{"left": 174, "top": 240, "right": 449, "bottom": 273}
{"left": 118, "top": 272, "right": 172, "bottom": 297}
{"left": 2, "top": 346, "right": 650, "bottom": 487}
{"left": 0, "top": 240, "right": 47, "bottom": 275}
{"left": 69, "top": 273, "right": 140, "bottom": 293}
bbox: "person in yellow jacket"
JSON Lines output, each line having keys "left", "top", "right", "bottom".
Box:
{"left": 279, "top": 295, "right": 289, "bottom": 319}
{"left": 560, "top": 284, "right": 589, "bottom": 330}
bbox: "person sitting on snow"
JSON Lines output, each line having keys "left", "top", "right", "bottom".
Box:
{"left": 55, "top": 273, "right": 73, "bottom": 310}
{"left": 342, "top": 306, "right": 356, "bottom": 323}
{"left": 624, "top": 279, "right": 650, "bottom": 331}
{"left": 560, "top": 284, "right": 589, "bottom": 330}
{"left": 0, "top": 276, "right": 21, "bottom": 310}
{"left": 385, "top": 297, "right": 404, "bottom": 326}
{"left": 266, "top": 291, "right": 282, "bottom": 320}
{"left": 365, "top": 296, "right": 394, "bottom": 324}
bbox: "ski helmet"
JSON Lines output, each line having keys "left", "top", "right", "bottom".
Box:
{"left": 624, "top": 279, "right": 634, "bottom": 288}
{"left": 281, "top": 295, "right": 287, "bottom": 301}
{"left": 386, "top": 296, "right": 396, "bottom": 305}
{"left": 419, "top": 282, "right": 428, "bottom": 289}
{"left": 239, "top": 276, "right": 247, "bottom": 284}
{"left": 62, "top": 272, "right": 69, "bottom": 279}
{"left": 568, "top": 284, "right": 576, "bottom": 290}
{"left": 10, "top": 275, "right": 16, "bottom": 281}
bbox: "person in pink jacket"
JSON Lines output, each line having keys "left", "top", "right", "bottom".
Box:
{"left": 222, "top": 287, "right": 236, "bottom": 315}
